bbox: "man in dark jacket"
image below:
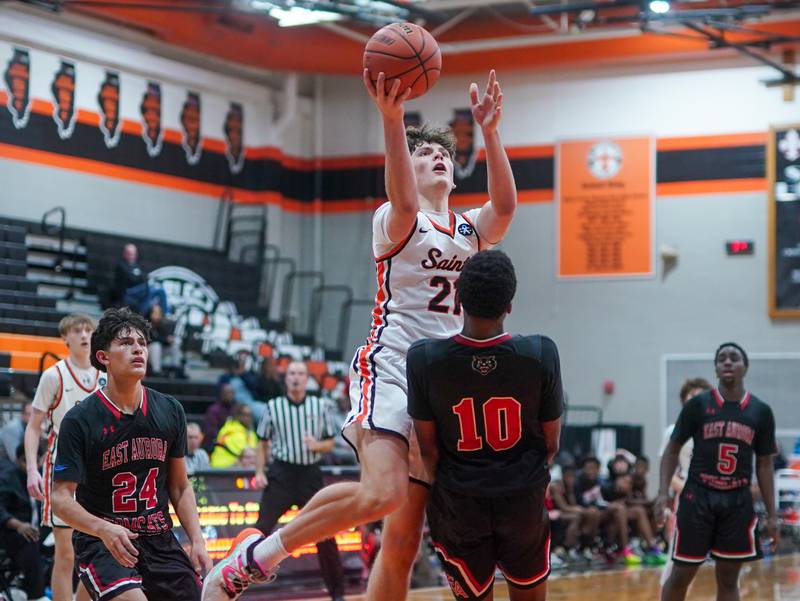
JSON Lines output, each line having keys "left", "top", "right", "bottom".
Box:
{"left": 0, "top": 442, "right": 46, "bottom": 600}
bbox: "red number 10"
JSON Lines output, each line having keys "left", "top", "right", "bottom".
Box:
{"left": 452, "top": 396, "right": 522, "bottom": 452}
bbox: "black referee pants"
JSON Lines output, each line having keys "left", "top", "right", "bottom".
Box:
{"left": 256, "top": 460, "right": 344, "bottom": 598}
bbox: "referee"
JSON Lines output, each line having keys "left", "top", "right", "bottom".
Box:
{"left": 254, "top": 360, "right": 345, "bottom": 601}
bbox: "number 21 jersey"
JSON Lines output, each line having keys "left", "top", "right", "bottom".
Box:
{"left": 368, "top": 203, "right": 482, "bottom": 355}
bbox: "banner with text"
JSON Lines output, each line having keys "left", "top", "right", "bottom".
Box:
{"left": 557, "top": 137, "right": 654, "bottom": 278}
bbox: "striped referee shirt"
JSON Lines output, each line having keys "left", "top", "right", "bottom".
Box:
{"left": 256, "top": 394, "right": 337, "bottom": 465}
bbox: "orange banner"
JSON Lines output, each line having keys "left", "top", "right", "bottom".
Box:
{"left": 557, "top": 137, "right": 654, "bottom": 278}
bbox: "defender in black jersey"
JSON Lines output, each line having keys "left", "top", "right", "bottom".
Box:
{"left": 656, "top": 342, "right": 778, "bottom": 601}
{"left": 408, "top": 251, "right": 563, "bottom": 601}
{"left": 53, "top": 308, "right": 211, "bottom": 601}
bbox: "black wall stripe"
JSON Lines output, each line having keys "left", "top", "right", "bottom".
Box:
{"left": 0, "top": 109, "right": 767, "bottom": 203}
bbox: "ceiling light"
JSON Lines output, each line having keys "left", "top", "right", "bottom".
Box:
{"left": 649, "top": 1, "right": 671, "bottom": 14}
{"left": 269, "top": 6, "right": 343, "bottom": 26}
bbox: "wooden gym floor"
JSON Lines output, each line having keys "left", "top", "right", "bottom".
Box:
{"left": 278, "top": 554, "right": 800, "bottom": 600}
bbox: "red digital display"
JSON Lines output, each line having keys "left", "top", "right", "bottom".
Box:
{"left": 726, "top": 240, "right": 754, "bottom": 255}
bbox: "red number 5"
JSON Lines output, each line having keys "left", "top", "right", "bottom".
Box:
{"left": 717, "top": 443, "right": 738, "bottom": 475}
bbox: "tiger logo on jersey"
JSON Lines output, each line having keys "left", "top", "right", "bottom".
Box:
{"left": 51, "top": 60, "right": 76, "bottom": 140}
{"left": 449, "top": 108, "right": 477, "bottom": 180}
{"left": 98, "top": 71, "right": 121, "bottom": 148}
{"left": 140, "top": 81, "right": 163, "bottom": 158}
{"left": 4, "top": 47, "right": 31, "bottom": 129}
{"left": 180, "top": 91, "right": 202, "bottom": 165}
{"left": 224, "top": 101, "right": 244, "bottom": 174}
{"left": 472, "top": 355, "right": 497, "bottom": 376}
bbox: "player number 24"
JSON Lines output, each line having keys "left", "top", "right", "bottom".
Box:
{"left": 453, "top": 396, "right": 522, "bottom": 452}
{"left": 112, "top": 467, "right": 159, "bottom": 513}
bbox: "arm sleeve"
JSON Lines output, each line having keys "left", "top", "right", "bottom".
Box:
{"left": 32, "top": 367, "right": 60, "bottom": 413}
{"left": 406, "top": 342, "right": 434, "bottom": 421}
{"left": 754, "top": 404, "right": 778, "bottom": 456}
{"left": 170, "top": 399, "right": 188, "bottom": 458}
{"left": 538, "top": 337, "right": 565, "bottom": 422}
{"left": 372, "top": 202, "right": 404, "bottom": 256}
{"left": 670, "top": 398, "right": 701, "bottom": 445}
{"left": 54, "top": 415, "right": 88, "bottom": 484}
{"left": 256, "top": 404, "right": 274, "bottom": 441}
{"left": 462, "top": 208, "right": 490, "bottom": 249}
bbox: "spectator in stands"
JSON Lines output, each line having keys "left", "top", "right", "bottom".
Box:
{"left": 253, "top": 356, "right": 285, "bottom": 401}
{"left": 185, "top": 422, "right": 210, "bottom": 475}
{"left": 203, "top": 383, "right": 236, "bottom": 452}
{"left": 0, "top": 442, "right": 47, "bottom": 601}
{"left": 210, "top": 403, "right": 258, "bottom": 468}
{"left": 147, "top": 303, "right": 181, "bottom": 377}
{"left": 550, "top": 464, "right": 602, "bottom": 562}
{"left": 0, "top": 401, "right": 32, "bottom": 462}
{"left": 112, "top": 243, "right": 167, "bottom": 314}
{"left": 218, "top": 354, "right": 265, "bottom": 423}
{"left": 237, "top": 447, "right": 257, "bottom": 469}
{"left": 632, "top": 455, "right": 650, "bottom": 500}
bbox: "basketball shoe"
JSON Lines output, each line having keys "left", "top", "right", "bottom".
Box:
{"left": 201, "top": 528, "right": 277, "bottom": 600}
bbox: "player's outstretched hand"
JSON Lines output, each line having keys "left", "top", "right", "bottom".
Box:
{"left": 653, "top": 494, "right": 668, "bottom": 530}
{"left": 99, "top": 522, "right": 139, "bottom": 568}
{"left": 363, "top": 69, "right": 411, "bottom": 122}
{"left": 27, "top": 469, "right": 44, "bottom": 501}
{"left": 191, "top": 540, "right": 213, "bottom": 577}
{"left": 470, "top": 69, "right": 503, "bottom": 134}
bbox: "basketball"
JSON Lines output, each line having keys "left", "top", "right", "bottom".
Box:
{"left": 363, "top": 23, "right": 442, "bottom": 100}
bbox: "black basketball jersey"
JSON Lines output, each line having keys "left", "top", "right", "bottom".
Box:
{"left": 671, "top": 389, "right": 776, "bottom": 491}
{"left": 54, "top": 387, "right": 187, "bottom": 534}
{"left": 407, "top": 333, "right": 564, "bottom": 497}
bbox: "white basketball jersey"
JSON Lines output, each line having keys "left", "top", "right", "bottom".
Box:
{"left": 33, "top": 359, "right": 103, "bottom": 436}
{"left": 367, "top": 203, "right": 483, "bottom": 355}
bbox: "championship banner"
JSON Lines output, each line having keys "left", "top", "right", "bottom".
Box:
{"left": 768, "top": 124, "right": 800, "bottom": 318}
{"left": 557, "top": 137, "right": 654, "bottom": 278}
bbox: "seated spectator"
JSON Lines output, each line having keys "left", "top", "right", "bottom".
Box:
{"left": 0, "top": 401, "right": 32, "bottom": 462}
{"left": 0, "top": 442, "right": 47, "bottom": 601}
{"left": 253, "top": 356, "right": 285, "bottom": 401}
{"left": 218, "top": 355, "right": 265, "bottom": 423}
{"left": 237, "top": 447, "right": 257, "bottom": 469}
{"left": 550, "top": 464, "right": 602, "bottom": 562}
{"left": 632, "top": 455, "right": 650, "bottom": 501}
{"left": 147, "top": 303, "right": 181, "bottom": 377}
{"left": 185, "top": 422, "right": 210, "bottom": 475}
{"left": 210, "top": 403, "right": 258, "bottom": 468}
{"left": 203, "top": 383, "right": 236, "bottom": 452}
{"left": 112, "top": 243, "right": 168, "bottom": 314}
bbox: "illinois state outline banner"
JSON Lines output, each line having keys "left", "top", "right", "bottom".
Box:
{"left": 557, "top": 136, "right": 654, "bottom": 278}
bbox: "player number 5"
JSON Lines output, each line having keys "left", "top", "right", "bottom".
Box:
{"left": 717, "top": 443, "right": 738, "bottom": 475}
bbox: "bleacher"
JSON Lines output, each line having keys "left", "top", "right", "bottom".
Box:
{"left": 0, "top": 214, "right": 348, "bottom": 419}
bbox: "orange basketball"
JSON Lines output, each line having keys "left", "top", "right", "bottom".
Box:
{"left": 363, "top": 23, "right": 442, "bottom": 100}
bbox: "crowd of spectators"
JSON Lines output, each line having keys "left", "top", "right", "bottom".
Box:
{"left": 547, "top": 451, "right": 667, "bottom": 568}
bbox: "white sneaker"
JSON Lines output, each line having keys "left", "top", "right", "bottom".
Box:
{"left": 201, "top": 528, "right": 277, "bottom": 600}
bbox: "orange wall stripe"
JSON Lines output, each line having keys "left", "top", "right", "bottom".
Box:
{"left": 656, "top": 178, "right": 766, "bottom": 196}
{"left": 657, "top": 132, "right": 768, "bottom": 151}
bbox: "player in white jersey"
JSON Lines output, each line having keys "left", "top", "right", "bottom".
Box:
{"left": 203, "top": 70, "right": 516, "bottom": 601}
{"left": 25, "top": 313, "right": 100, "bottom": 601}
